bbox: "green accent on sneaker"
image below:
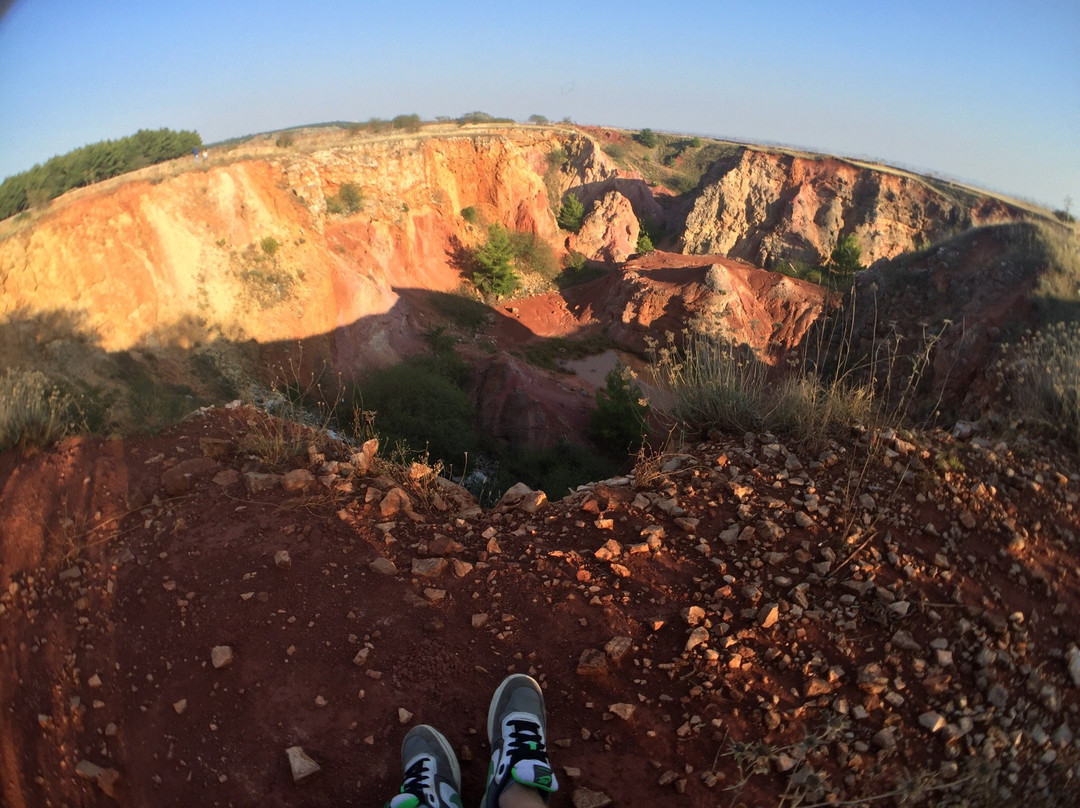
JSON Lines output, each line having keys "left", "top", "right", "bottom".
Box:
{"left": 512, "top": 764, "right": 555, "bottom": 792}
{"left": 450, "top": 795, "right": 464, "bottom": 808}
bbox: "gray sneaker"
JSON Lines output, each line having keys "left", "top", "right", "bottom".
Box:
{"left": 385, "top": 725, "right": 463, "bottom": 808}
{"left": 480, "top": 674, "right": 558, "bottom": 807}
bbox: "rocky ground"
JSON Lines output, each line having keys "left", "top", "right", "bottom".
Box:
{"left": 2, "top": 404, "right": 1079, "bottom": 807}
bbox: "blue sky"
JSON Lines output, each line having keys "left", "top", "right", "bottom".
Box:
{"left": 1, "top": 0, "right": 1077, "bottom": 208}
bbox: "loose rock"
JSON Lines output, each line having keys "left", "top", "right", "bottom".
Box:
{"left": 285, "top": 746, "right": 321, "bottom": 783}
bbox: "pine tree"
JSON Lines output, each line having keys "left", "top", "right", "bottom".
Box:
{"left": 473, "top": 224, "right": 521, "bottom": 298}
{"left": 557, "top": 193, "right": 585, "bottom": 232}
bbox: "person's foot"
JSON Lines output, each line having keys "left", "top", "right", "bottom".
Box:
{"left": 480, "top": 674, "right": 558, "bottom": 808}
{"left": 386, "top": 725, "right": 463, "bottom": 808}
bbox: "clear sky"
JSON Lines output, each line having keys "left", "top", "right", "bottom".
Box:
{"left": 1, "top": 0, "right": 1077, "bottom": 208}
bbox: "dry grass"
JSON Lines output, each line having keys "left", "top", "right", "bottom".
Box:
{"left": 993, "top": 320, "right": 1080, "bottom": 449}
{"left": 646, "top": 332, "right": 877, "bottom": 450}
{"left": 0, "top": 368, "right": 77, "bottom": 452}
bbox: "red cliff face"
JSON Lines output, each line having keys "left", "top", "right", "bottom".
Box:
{"left": 681, "top": 149, "right": 1029, "bottom": 269}
{"left": 0, "top": 131, "right": 567, "bottom": 371}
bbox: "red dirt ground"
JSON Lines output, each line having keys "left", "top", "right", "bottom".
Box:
{"left": 3, "top": 404, "right": 1079, "bottom": 807}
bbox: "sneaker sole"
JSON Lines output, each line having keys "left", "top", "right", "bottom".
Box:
{"left": 409, "top": 724, "right": 462, "bottom": 793}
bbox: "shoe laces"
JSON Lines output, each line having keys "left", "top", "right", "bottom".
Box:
{"left": 400, "top": 755, "right": 432, "bottom": 797}
{"left": 504, "top": 717, "right": 548, "bottom": 766}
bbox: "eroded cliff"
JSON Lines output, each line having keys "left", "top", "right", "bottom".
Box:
{"left": 0, "top": 130, "right": 572, "bottom": 370}
{"left": 680, "top": 148, "right": 1031, "bottom": 269}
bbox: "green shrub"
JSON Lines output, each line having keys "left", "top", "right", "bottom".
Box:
{"left": 346, "top": 356, "right": 476, "bottom": 465}
{"left": 275, "top": 132, "right": 294, "bottom": 148}
{"left": 391, "top": 114, "right": 422, "bottom": 132}
{"left": 602, "top": 143, "right": 627, "bottom": 165}
{"left": 557, "top": 193, "right": 586, "bottom": 232}
{"left": 472, "top": 224, "right": 521, "bottom": 298}
{"left": 0, "top": 369, "right": 76, "bottom": 451}
{"left": 556, "top": 253, "right": 607, "bottom": 289}
{"left": 260, "top": 236, "right": 281, "bottom": 256}
{"left": 830, "top": 234, "right": 863, "bottom": 274}
{"left": 486, "top": 441, "right": 618, "bottom": 502}
{"left": 590, "top": 362, "right": 650, "bottom": 454}
{"left": 508, "top": 230, "right": 559, "bottom": 280}
{"left": 636, "top": 229, "right": 654, "bottom": 254}
{"left": 428, "top": 287, "right": 491, "bottom": 330}
{"left": 327, "top": 182, "right": 364, "bottom": 215}
{"left": 456, "top": 111, "right": 514, "bottom": 125}
{"left": 461, "top": 205, "right": 479, "bottom": 224}
{"left": 634, "top": 128, "right": 659, "bottom": 148}
{"left": 528, "top": 114, "right": 549, "bottom": 125}
{"left": 339, "top": 182, "right": 364, "bottom": 213}
{"left": 995, "top": 322, "right": 1080, "bottom": 448}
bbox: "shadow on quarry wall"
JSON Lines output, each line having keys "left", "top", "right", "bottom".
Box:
{"left": 0, "top": 287, "right": 611, "bottom": 463}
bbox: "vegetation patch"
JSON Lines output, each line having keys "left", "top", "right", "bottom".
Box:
{"left": 556, "top": 192, "right": 585, "bottom": 232}
{"left": 456, "top": 111, "right": 515, "bottom": 125}
{"left": 472, "top": 224, "right": 521, "bottom": 298}
{"left": 994, "top": 321, "right": 1080, "bottom": 449}
{"left": 343, "top": 354, "right": 476, "bottom": 468}
{"left": 233, "top": 239, "right": 302, "bottom": 309}
{"left": 427, "top": 288, "right": 492, "bottom": 330}
{"left": 507, "top": 230, "right": 559, "bottom": 280}
{"left": 0, "top": 128, "right": 202, "bottom": 219}
{"left": 325, "top": 182, "right": 364, "bottom": 215}
{"left": 112, "top": 351, "right": 202, "bottom": 434}
{"left": 648, "top": 332, "right": 880, "bottom": 450}
{"left": 590, "top": 362, "right": 650, "bottom": 455}
{"left": 0, "top": 369, "right": 78, "bottom": 451}
{"left": 521, "top": 333, "right": 613, "bottom": 372}
{"left": 555, "top": 253, "right": 608, "bottom": 289}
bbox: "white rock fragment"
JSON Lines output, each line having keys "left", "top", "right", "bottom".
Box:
{"left": 608, "top": 703, "right": 636, "bottom": 720}
{"left": 285, "top": 746, "right": 321, "bottom": 783}
{"left": 685, "top": 627, "right": 710, "bottom": 652}
{"left": 211, "top": 645, "right": 234, "bottom": 668}
{"left": 1067, "top": 648, "right": 1080, "bottom": 688}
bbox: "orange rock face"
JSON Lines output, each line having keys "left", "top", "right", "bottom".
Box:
{"left": 567, "top": 252, "right": 830, "bottom": 362}
{"left": 0, "top": 131, "right": 567, "bottom": 371}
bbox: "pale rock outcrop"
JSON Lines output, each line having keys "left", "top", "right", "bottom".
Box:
{"left": 556, "top": 135, "right": 663, "bottom": 225}
{"left": 681, "top": 149, "right": 1026, "bottom": 268}
{"left": 570, "top": 190, "right": 640, "bottom": 263}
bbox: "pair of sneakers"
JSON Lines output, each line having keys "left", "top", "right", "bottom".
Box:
{"left": 385, "top": 673, "right": 558, "bottom": 808}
